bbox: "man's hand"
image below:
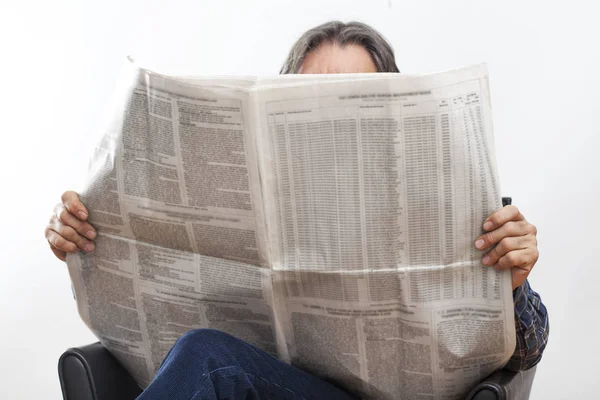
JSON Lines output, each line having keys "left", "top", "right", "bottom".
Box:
{"left": 475, "top": 205, "right": 539, "bottom": 290}
{"left": 45, "top": 191, "right": 97, "bottom": 262}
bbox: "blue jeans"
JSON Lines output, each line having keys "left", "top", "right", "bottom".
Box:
{"left": 137, "top": 329, "right": 359, "bottom": 400}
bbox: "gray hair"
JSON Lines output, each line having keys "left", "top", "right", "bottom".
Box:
{"left": 280, "top": 21, "right": 400, "bottom": 74}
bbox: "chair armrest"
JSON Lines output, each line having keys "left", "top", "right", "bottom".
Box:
{"left": 58, "top": 342, "right": 143, "bottom": 400}
{"left": 466, "top": 366, "right": 537, "bottom": 400}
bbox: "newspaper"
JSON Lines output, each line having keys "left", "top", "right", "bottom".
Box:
{"left": 67, "top": 60, "right": 516, "bottom": 400}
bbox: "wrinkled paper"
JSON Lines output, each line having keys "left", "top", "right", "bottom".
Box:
{"left": 67, "top": 60, "right": 515, "bottom": 399}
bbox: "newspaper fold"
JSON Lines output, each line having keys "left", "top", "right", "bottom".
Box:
{"left": 67, "top": 60, "right": 515, "bottom": 400}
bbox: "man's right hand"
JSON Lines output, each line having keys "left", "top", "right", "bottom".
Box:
{"left": 45, "top": 191, "right": 97, "bottom": 262}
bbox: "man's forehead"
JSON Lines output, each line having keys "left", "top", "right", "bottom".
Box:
{"left": 298, "top": 43, "right": 378, "bottom": 74}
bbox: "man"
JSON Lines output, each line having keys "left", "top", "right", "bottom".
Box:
{"left": 45, "top": 21, "right": 548, "bottom": 399}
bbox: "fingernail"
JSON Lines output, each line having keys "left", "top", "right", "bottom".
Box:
{"left": 78, "top": 211, "right": 88, "bottom": 220}
{"left": 85, "top": 243, "right": 95, "bottom": 252}
{"left": 482, "top": 255, "right": 490, "bottom": 265}
{"left": 483, "top": 221, "right": 492, "bottom": 230}
{"left": 87, "top": 230, "right": 96, "bottom": 239}
{"left": 475, "top": 239, "right": 485, "bottom": 249}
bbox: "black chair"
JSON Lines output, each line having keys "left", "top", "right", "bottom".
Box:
{"left": 58, "top": 341, "right": 536, "bottom": 400}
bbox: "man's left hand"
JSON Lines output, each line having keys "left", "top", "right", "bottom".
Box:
{"left": 475, "top": 205, "right": 539, "bottom": 290}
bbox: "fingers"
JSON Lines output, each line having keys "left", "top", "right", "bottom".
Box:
{"left": 486, "top": 247, "right": 539, "bottom": 289}
{"left": 482, "top": 205, "right": 524, "bottom": 232}
{"left": 481, "top": 236, "right": 531, "bottom": 266}
{"left": 477, "top": 205, "right": 540, "bottom": 290}
{"left": 475, "top": 219, "right": 536, "bottom": 251}
{"left": 45, "top": 227, "right": 79, "bottom": 254}
{"left": 48, "top": 215, "right": 95, "bottom": 252}
{"left": 54, "top": 203, "right": 96, "bottom": 241}
{"left": 494, "top": 247, "right": 539, "bottom": 271}
{"left": 61, "top": 190, "right": 89, "bottom": 221}
{"left": 46, "top": 191, "right": 96, "bottom": 263}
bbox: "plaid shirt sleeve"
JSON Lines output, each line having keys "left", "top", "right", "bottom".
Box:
{"left": 505, "top": 279, "right": 549, "bottom": 371}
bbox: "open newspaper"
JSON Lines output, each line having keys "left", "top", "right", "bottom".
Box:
{"left": 67, "top": 60, "right": 516, "bottom": 400}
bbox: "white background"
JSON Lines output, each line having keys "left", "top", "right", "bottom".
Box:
{"left": 0, "top": 0, "right": 598, "bottom": 398}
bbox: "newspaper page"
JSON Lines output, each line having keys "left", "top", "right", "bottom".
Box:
{"left": 255, "top": 66, "right": 515, "bottom": 399}
{"left": 67, "top": 63, "right": 278, "bottom": 387}
{"left": 67, "top": 61, "right": 515, "bottom": 399}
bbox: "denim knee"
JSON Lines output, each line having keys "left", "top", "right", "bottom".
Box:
{"left": 172, "top": 329, "right": 248, "bottom": 365}
{"left": 157, "top": 329, "right": 242, "bottom": 375}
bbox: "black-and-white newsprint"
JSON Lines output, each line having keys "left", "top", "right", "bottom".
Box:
{"left": 67, "top": 60, "right": 515, "bottom": 400}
